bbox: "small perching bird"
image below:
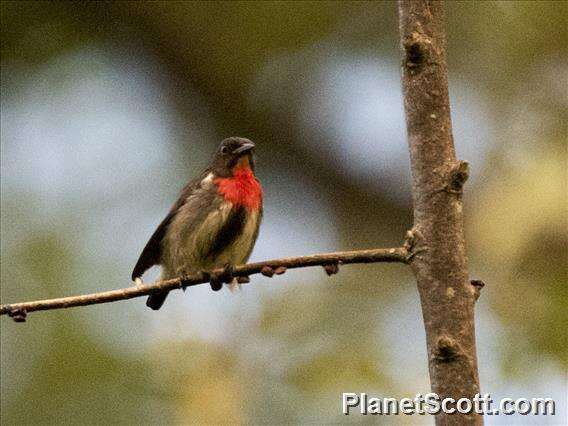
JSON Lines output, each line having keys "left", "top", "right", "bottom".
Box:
{"left": 132, "top": 137, "right": 263, "bottom": 310}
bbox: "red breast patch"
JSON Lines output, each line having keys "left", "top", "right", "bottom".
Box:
{"left": 214, "top": 166, "right": 262, "bottom": 210}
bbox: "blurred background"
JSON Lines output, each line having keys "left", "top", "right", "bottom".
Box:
{"left": 1, "top": 1, "right": 566, "bottom": 424}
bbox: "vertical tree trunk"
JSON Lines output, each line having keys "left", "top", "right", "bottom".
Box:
{"left": 397, "top": 1, "right": 482, "bottom": 424}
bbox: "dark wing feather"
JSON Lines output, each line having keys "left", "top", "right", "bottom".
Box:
{"left": 131, "top": 170, "right": 209, "bottom": 281}
{"left": 131, "top": 212, "right": 173, "bottom": 281}
{"left": 204, "top": 206, "right": 247, "bottom": 260}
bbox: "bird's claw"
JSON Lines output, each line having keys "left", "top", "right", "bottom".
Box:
{"left": 209, "top": 276, "right": 222, "bottom": 292}
{"left": 219, "top": 264, "right": 235, "bottom": 283}
{"left": 236, "top": 276, "right": 250, "bottom": 284}
{"left": 208, "top": 264, "right": 235, "bottom": 292}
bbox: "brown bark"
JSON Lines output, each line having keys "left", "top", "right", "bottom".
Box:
{"left": 398, "top": 1, "right": 482, "bottom": 424}
{"left": 0, "top": 247, "right": 408, "bottom": 320}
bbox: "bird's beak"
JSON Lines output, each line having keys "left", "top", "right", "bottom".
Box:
{"left": 233, "top": 142, "right": 255, "bottom": 154}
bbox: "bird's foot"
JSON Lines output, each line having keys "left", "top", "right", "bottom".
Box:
{"left": 209, "top": 275, "right": 222, "bottom": 292}
{"left": 208, "top": 264, "right": 235, "bottom": 292}
{"left": 134, "top": 277, "right": 144, "bottom": 287}
{"left": 219, "top": 264, "right": 235, "bottom": 283}
{"left": 236, "top": 276, "right": 250, "bottom": 284}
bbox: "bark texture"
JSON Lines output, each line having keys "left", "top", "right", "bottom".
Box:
{"left": 1, "top": 247, "right": 407, "bottom": 319}
{"left": 398, "top": 1, "right": 482, "bottom": 424}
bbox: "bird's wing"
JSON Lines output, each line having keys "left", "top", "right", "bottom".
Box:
{"left": 131, "top": 170, "right": 209, "bottom": 281}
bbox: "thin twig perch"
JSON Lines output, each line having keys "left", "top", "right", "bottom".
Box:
{"left": 1, "top": 247, "right": 408, "bottom": 320}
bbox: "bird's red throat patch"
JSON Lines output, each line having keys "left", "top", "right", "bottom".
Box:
{"left": 214, "top": 163, "right": 262, "bottom": 210}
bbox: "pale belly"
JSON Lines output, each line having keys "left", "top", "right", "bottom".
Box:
{"left": 160, "top": 201, "right": 260, "bottom": 279}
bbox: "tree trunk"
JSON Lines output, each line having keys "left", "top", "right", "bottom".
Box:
{"left": 398, "top": 1, "right": 482, "bottom": 424}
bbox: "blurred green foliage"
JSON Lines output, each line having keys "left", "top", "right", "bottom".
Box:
{"left": 1, "top": 1, "right": 566, "bottom": 425}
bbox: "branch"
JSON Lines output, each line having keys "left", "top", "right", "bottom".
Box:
{"left": 398, "top": 1, "right": 482, "bottom": 425}
{"left": 1, "top": 247, "right": 408, "bottom": 321}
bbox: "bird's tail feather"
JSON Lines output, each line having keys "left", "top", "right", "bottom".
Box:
{"left": 146, "top": 292, "right": 169, "bottom": 310}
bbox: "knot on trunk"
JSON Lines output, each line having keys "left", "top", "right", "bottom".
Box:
{"left": 403, "top": 227, "right": 427, "bottom": 262}
{"left": 470, "top": 279, "right": 485, "bottom": 302}
{"left": 447, "top": 160, "right": 470, "bottom": 194}
{"left": 433, "top": 335, "right": 462, "bottom": 363}
{"left": 403, "top": 31, "right": 432, "bottom": 69}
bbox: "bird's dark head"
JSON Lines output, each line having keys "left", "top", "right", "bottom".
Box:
{"left": 212, "top": 137, "right": 256, "bottom": 177}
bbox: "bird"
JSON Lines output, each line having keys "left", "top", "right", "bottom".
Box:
{"left": 132, "top": 137, "right": 263, "bottom": 310}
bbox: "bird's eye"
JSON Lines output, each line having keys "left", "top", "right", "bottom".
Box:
{"left": 220, "top": 146, "right": 229, "bottom": 154}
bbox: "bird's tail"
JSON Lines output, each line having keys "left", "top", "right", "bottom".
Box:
{"left": 146, "top": 292, "right": 169, "bottom": 310}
